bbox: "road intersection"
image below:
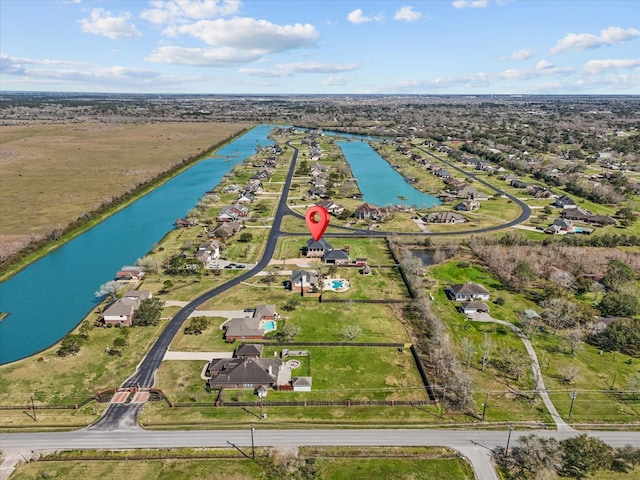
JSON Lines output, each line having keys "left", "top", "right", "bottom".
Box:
{"left": 1, "top": 139, "right": 634, "bottom": 480}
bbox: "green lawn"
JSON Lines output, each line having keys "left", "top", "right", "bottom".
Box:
{"left": 426, "top": 258, "right": 640, "bottom": 425}
{"left": 157, "top": 346, "right": 425, "bottom": 404}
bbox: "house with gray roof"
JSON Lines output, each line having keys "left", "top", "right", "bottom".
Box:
{"left": 447, "top": 282, "right": 490, "bottom": 301}
{"left": 290, "top": 270, "right": 319, "bottom": 293}
{"left": 223, "top": 304, "right": 278, "bottom": 341}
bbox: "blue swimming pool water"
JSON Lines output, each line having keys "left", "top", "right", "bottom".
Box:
{"left": 263, "top": 321, "right": 276, "bottom": 332}
{"left": 332, "top": 280, "right": 344, "bottom": 289}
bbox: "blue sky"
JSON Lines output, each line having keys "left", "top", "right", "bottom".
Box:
{"left": 1, "top": 0, "right": 639, "bottom": 94}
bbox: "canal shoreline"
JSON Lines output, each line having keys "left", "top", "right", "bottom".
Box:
{"left": 0, "top": 126, "right": 253, "bottom": 283}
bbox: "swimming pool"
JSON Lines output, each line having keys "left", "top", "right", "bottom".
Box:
{"left": 263, "top": 320, "right": 276, "bottom": 332}
{"left": 324, "top": 279, "right": 350, "bottom": 292}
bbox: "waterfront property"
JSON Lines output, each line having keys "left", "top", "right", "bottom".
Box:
{"left": 337, "top": 140, "right": 440, "bottom": 208}
{"left": 0, "top": 125, "right": 276, "bottom": 365}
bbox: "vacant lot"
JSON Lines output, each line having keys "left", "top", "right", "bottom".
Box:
{"left": 0, "top": 122, "right": 248, "bottom": 257}
{"left": 10, "top": 447, "right": 475, "bottom": 480}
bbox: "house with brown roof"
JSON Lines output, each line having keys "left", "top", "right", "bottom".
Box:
{"left": 210, "top": 221, "right": 242, "bottom": 239}
{"left": 354, "top": 203, "right": 387, "bottom": 221}
{"left": 205, "top": 343, "right": 308, "bottom": 391}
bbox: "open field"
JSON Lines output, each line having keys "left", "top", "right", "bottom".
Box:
{"left": 426, "top": 258, "right": 640, "bottom": 425}
{"left": 0, "top": 122, "right": 248, "bottom": 258}
{"left": 9, "top": 447, "right": 474, "bottom": 480}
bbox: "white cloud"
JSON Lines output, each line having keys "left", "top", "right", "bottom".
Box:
{"left": 394, "top": 6, "right": 422, "bottom": 22}
{"left": 80, "top": 8, "right": 142, "bottom": 39}
{"left": 169, "top": 17, "right": 319, "bottom": 53}
{"left": 536, "top": 59, "right": 554, "bottom": 70}
{"left": 141, "top": 0, "right": 241, "bottom": 25}
{"left": 550, "top": 26, "right": 640, "bottom": 54}
{"left": 347, "top": 9, "right": 383, "bottom": 24}
{"left": 347, "top": 9, "right": 371, "bottom": 24}
{"left": 502, "top": 49, "right": 533, "bottom": 61}
{"left": 323, "top": 75, "right": 353, "bottom": 86}
{"left": 583, "top": 58, "right": 640, "bottom": 74}
{"left": 147, "top": 46, "right": 263, "bottom": 66}
{"left": 240, "top": 62, "right": 359, "bottom": 78}
{"left": 452, "top": 0, "right": 489, "bottom": 9}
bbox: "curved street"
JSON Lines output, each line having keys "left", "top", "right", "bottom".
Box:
{"left": 8, "top": 137, "right": 618, "bottom": 480}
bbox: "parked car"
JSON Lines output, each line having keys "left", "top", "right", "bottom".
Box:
{"left": 225, "top": 263, "right": 236, "bottom": 269}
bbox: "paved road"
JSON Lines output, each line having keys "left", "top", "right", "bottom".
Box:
{"left": 283, "top": 147, "right": 532, "bottom": 238}
{"left": 31, "top": 138, "right": 539, "bottom": 478}
{"left": 2, "top": 428, "right": 639, "bottom": 480}
{"left": 90, "top": 139, "right": 300, "bottom": 430}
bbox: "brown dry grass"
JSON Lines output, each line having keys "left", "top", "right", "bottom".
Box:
{"left": 0, "top": 122, "right": 249, "bottom": 257}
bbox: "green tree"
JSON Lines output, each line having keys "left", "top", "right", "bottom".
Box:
{"left": 560, "top": 434, "right": 614, "bottom": 479}
{"left": 133, "top": 298, "right": 165, "bottom": 327}
{"left": 78, "top": 320, "right": 92, "bottom": 340}
{"left": 601, "top": 258, "right": 636, "bottom": 292}
{"left": 57, "top": 334, "right": 84, "bottom": 357}
{"left": 511, "top": 434, "right": 562, "bottom": 480}
{"left": 512, "top": 261, "right": 535, "bottom": 292}
{"left": 282, "top": 296, "right": 300, "bottom": 312}
{"left": 616, "top": 444, "right": 640, "bottom": 471}
{"left": 598, "top": 292, "right": 640, "bottom": 317}
{"left": 238, "top": 232, "right": 253, "bottom": 243}
{"left": 277, "top": 323, "right": 301, "bottom": 342}
{"left": 616, "top": 207, "right": 638, "bottom": 227}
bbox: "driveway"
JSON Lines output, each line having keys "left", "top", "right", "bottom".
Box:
{"left": 468, "top": 312, "right": 573, "bottom": 432}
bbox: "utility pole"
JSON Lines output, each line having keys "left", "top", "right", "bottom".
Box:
{"left": 440, "top": 385, "right": 447, "bottom": 418}
{"left": 31, "top": 394, "right": 37, "bottom": 422}
{"left": 568, "top": 390, "right": 577, "bottom": 421}
{"left": 481, "top": 389, "right": 489, "bottom": 422}
{"left": 611, "top": 372, "right": 617, "bottom": 389}
{"left": 250, "top": 423, "right": 255, "bottom": 460}
{"left": 505, "top": 424, "right": 513, "bottom": 456}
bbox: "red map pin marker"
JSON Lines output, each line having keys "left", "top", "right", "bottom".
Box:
{"left": 305, "top": 205, "right": 330, "bottom": 241}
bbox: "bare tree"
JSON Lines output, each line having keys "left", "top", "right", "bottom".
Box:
{"left": 480, "top": 334, "right": 494, "bottom": 371}
{"left": 461, "top": 337, "right": 476, "bottom": 368}
{"left": 541, "top": 297, "right": 577, "bottom": 334}
{"left": 559, "top": 365, "right": 580, "bottom": 384}
{"left": 95, "top": 280, "right": 119, "bottom": 300}
{"left": 340, "top": 325, "right": 362, "bottom": 342}
{"left": 563, "top": 328, "right": 585, "bottom": 355}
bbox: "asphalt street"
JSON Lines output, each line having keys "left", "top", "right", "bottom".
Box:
{"left": 6, "top": 140, "right": 624, "bottom": 480}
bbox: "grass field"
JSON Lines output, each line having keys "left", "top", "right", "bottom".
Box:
{"left": 426, "top": 258, "right": 640, "bottom": 425}
{"left": 9, "top": 447, "right": 474, "bottom": 480}
{"left": 0, "top": 122, "right": 248, "bottom": 258}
